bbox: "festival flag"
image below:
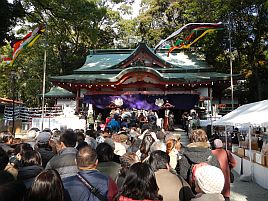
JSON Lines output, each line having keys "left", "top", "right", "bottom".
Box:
{"left": 154, "top": 23, "right": 224, "bottom": 56}
{"left": 10, "top": 25, "right": 45, "bottom": 65}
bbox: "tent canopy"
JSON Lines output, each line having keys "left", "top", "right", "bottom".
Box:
{"left": 213, "top": 100, "right": 268, "bottom": 127}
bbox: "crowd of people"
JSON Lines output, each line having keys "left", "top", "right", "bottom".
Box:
{"left": 92, "top": 108, "right": 175, "bottom": 133}
{"left": 0, "top": 110, "right": 236, "bottom": 201}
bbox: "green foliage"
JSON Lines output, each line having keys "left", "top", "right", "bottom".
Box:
{"left": 0, "top": 0, "right": 25, "bottom": 46}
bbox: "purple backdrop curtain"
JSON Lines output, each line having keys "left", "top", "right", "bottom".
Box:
{"left": 83, "top": 94, "right": 199, "bottom": 110}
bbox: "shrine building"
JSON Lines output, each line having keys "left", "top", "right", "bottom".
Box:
{"left": 49, "top": 43, "right": 240, "bottom": 116}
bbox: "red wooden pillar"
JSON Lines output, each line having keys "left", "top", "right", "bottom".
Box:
{"left": 76, "top": 88, "right": 80, "bottom": 114}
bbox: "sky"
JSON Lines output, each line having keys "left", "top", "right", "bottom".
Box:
{"left": 8, "top": 0, "right": 142, "bottom": 19}
{"left": 132, "top": 0, "right": 141, "bottom": 18}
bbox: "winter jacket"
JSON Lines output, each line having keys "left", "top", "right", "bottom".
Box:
{"left": 63, "top": 169, "right": 118, "bottom": 201}
{"left": 17, "top": 165, "right": 43, "bottom": 188}
{"left": 176, "top": 142, "right": 220, "bottom": 184}
{"left": 46, "top": 147, "right": 78, "bottom": 178}
{"left": 190, "top": 193, "right": 225, "bottom": 201}
{"left": 36, "top": 146, "right": 55, "bottom": 167}
{"left": 212, "top": 148, "right": 236, "bottom": 198}
{"left": 154, "top": 169, "right": 194, "bottom": 201}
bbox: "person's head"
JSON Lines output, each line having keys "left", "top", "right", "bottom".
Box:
{"left": 166, "top": 138, "right": 181, "bottom": 154}
{"left": 28, "top": 169, "right": 64, "bottom": 201}
{"left": 42, "top": 128, "right": 52, "bottom": 133}
{"left": 156, "top": 130, "right": 165, "bottom": 141}
{"left": 104, "top": 138, "right": 115, "bottom": 150}
{"left": 27, "top": 130, "right": 37, "bottom": 140}
{"left": 0, "top": 171, "right": 26, "bottom": 201}
{"left": 119, "top": 162, "right": 162, "bottom": 200}
{"left": 149, "top": 150, "right": 170, "bottom": 172}
{"left": 96, "top": 143, "right": 114, "bottom": 162}
{"left": 194, "top": 165, "right": 225, "bottom": 194}
{"left": 49, "top": 137, "right": 61, "bottom": 155}
{"left": 14, "top": 143, "right": 33, "bottom": 160}
{"left": 190, "top": 129, "right": 208, "bottom": 143}
{"left": 22, "top": 150, "right": 42, "bottom": 167}
{"left": 119, "top": 152, "right": 139, "bottom": 177}
{"left": 150, "top": 141, "right": 166, "bottom": 153}
{"left": 76, "top": 145, "right": 98, "bottom": 169}
{"left": 140, "top": 133, "right": 155, "bottom": 161}
{"left": 76, "top": 141, "right": 88, "bottom": 151}
{"left": 36, "top": 132, "right": 51, "bottom": 145}
{"left": 1, "top": 131, "right": 14, "bottom": 144}
{"left": 0, "top": 147, "right": 9, "bottom": 170}
{"left": 52, "top": 130, "right": 62, "bottom": 139}
{"left": 77, "top": 133, "right": 85, "bottom": 144}
{"left": 60, "top": 129, "right": 77, "bottom": 148}
{"left": 85, "top": 130, "right": 97, "bottom": 139}
{"left": 214, "top": 139, "right": 223, "bottom": 149}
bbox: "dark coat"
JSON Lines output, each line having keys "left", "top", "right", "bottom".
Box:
{"left": 17, "top": 165, "right": 43, "bottom": 188}
{"left": 36, "top": 146, "right": 55, "bottom": 167}
{"left": 63, "top": 170, "right": 118, "bottom": 201}
{"left": 176, "top": 142, "right": 220, "bottom": 184}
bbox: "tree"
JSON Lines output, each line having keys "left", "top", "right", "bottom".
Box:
{"left": 137, "top": 0, "right": 268, "bottom": 102}
{"left": 0, "top": 0, "right": 25, "bottom": 46}
{"left": 0, "top": 0, "right": 130, "bottom": 106}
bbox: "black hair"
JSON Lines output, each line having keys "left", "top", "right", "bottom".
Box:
{"left": 0, "top": 147, "right": 9, "bottom": 170}
{"left": 42, "top": 128, "right": 51, "bottom": 133}
{"left": 22, "top": 150, "right": 42, "bottom": 166}
{"left": 0, "top": 170, "right": 14, "bottom": 185}
{"left": 77, "top": 133, "right": 85, "bottom": 144}
{"left": 140, "top": 133, "right": 155, "bottom": 162}
{"left": 1, "top": 131, "right": 13, "bottom": 143}
{"left": 76, "top": 141, "right": 89, "bottom": 151}
{"left": 96, "top": 143, "right": 114, "bottom": 162}
{"left": 0, "top": 180, "right": 26, "bottom": 201}
{"left": 28, "top": 169, "right": 65, "bottom": 201}
{"left": 117, "top": 162, "right": 162, "bottom": 200}
{"left": 14, "top": 143, "right": 33, "bottom": 156}
{"left": 60, "top": 129, "right": 77, "bottom": 147}
{"left": 149, "top": 150, "right": 170, "bottom": 171}
{"left": 119, "top": 152, "right": 139, "bottom": 177}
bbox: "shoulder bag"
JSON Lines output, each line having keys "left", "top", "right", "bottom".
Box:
{"left": 225, "top": 150, "right": 234, "bottom": 183}
{"left": 77, "top": 172, "right": 108, "bottom": 201}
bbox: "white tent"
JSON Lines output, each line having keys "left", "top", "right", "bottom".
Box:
{"left": 213, "top": 99, "right": 268, "bottom": 127}
{"left": 213, "top": 100, "right": 268, "bottom": 183}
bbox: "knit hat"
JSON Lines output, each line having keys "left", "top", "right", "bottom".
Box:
{"left": 214, "top": 139, "right": 223, "bottom": 148}
{"left": 195, "top": 165, "right": 225, "bottom": 194}
{"left": 36, "top": 132, "right": 51, "bottom": 144}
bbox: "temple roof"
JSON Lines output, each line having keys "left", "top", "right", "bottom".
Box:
{"left": 50, "top": 43, "right": 240, "bottom": 84}
{"left": 42, "top": 87, "right": 75, "bottom": 98}
{"left": 51, "top": 69, "right": 233, "bottom": 84}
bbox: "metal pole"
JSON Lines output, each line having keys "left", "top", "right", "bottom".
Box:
{"left": 210, "top": 87, "right": 213, "bottom": 136}
{"left": 10, "top": 71, "right": 16, "bottom": 136}
{"left": 229, "top": 15, "right": 234, "bottom": 111}
{"left": 225, "top": 125, "right": 228, "bottom": 150}
{"left": 41, "top": 49, "right": 46, "bottom": 131}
